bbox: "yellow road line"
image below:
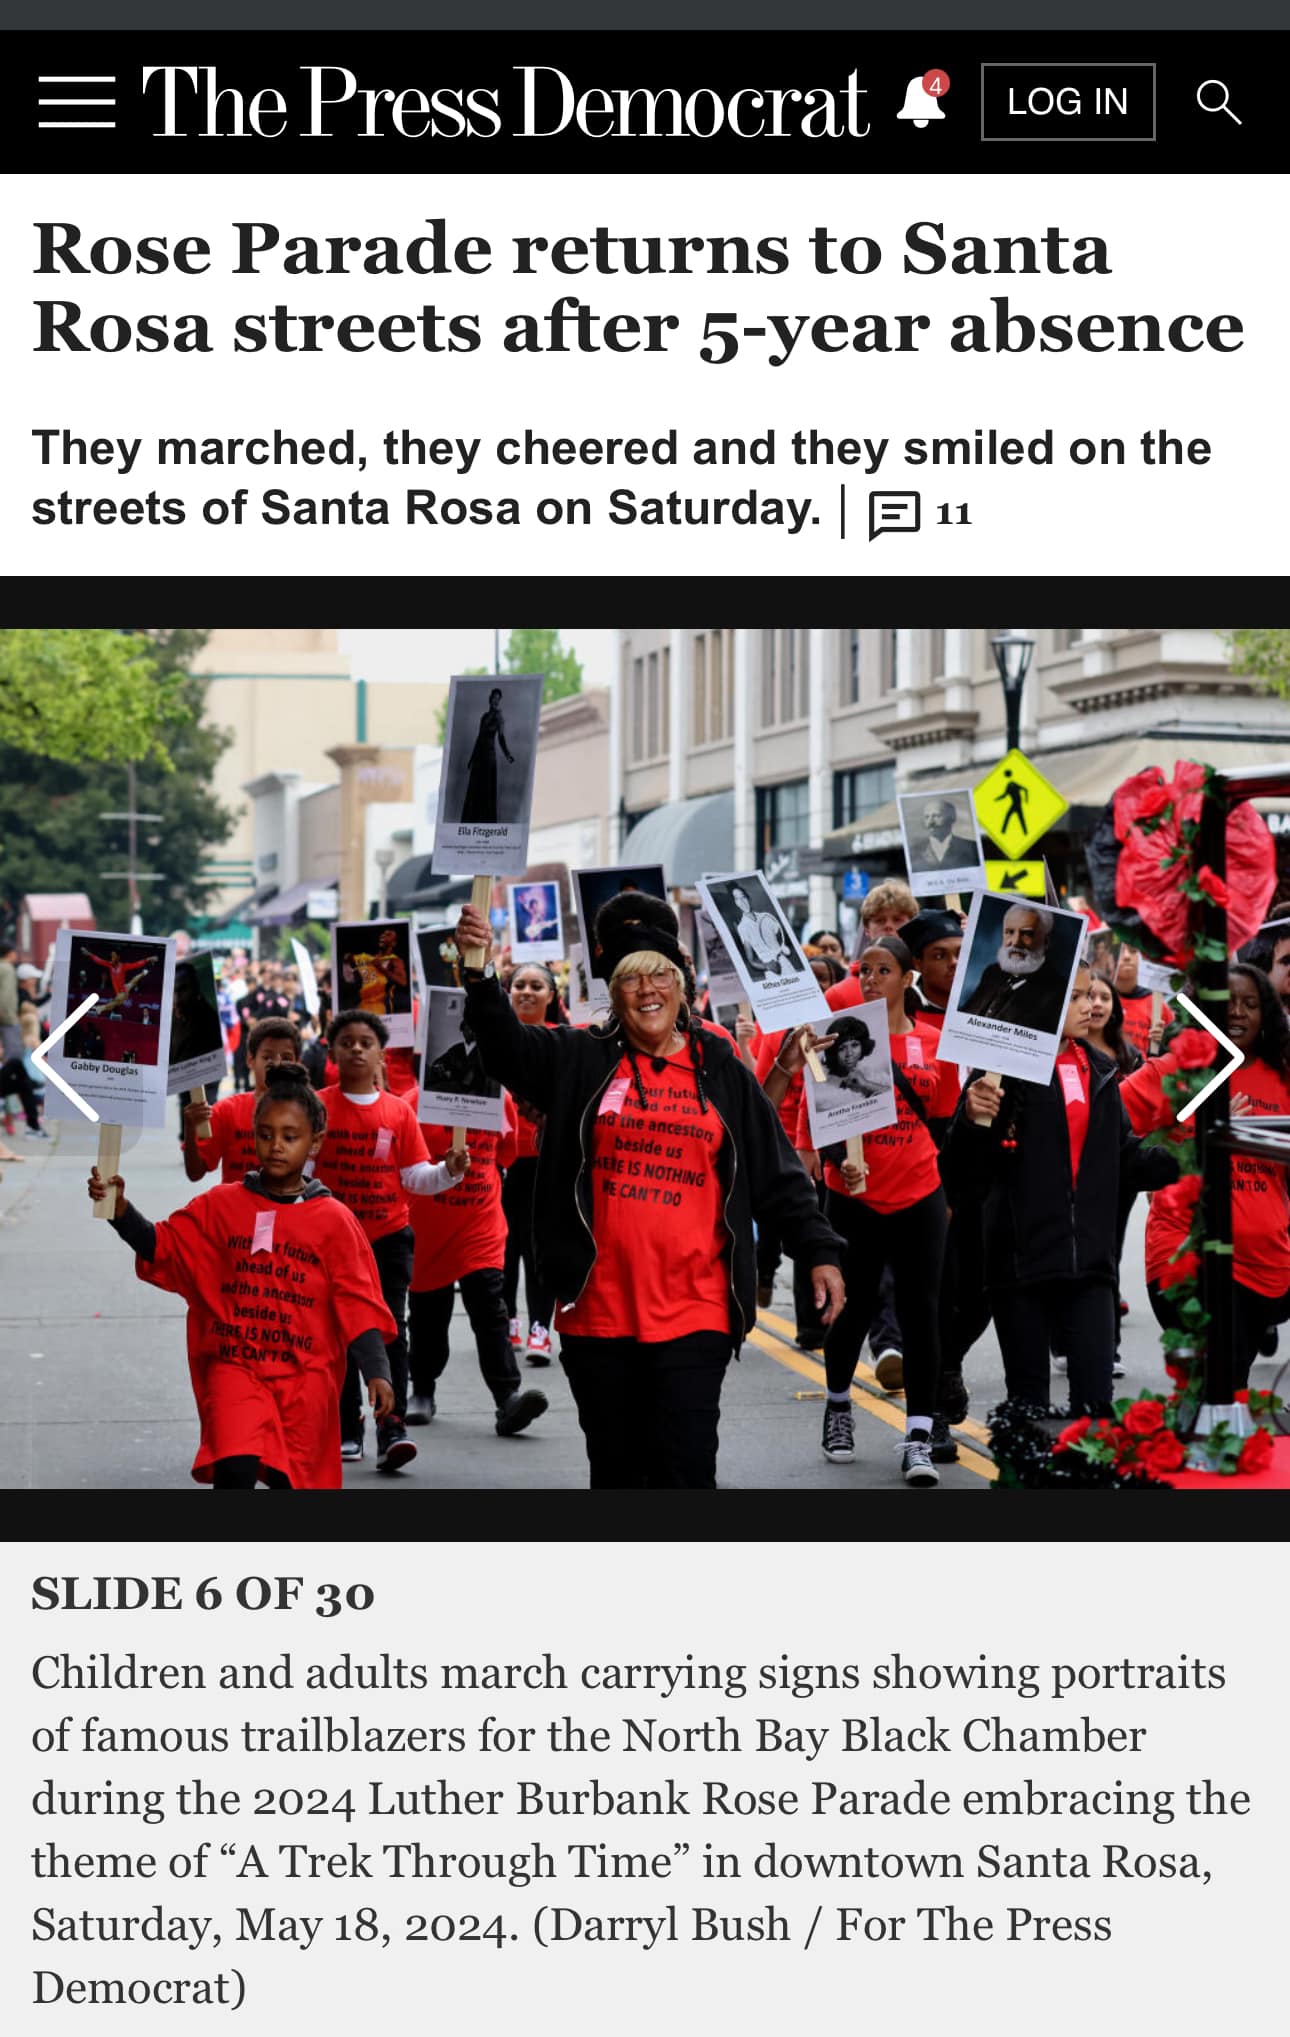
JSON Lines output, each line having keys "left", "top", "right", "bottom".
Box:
{"left": 758, "top": 1305, "right": 996, "bottom": 1450}
{"left": 748, "top": 1320, "right": 997, "bottom": 1483}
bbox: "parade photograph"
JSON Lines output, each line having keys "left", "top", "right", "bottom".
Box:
{"left": 2, "top": 624, "right": 1289, "bottom": 1495}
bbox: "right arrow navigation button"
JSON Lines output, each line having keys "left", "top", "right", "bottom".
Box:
{"left": 1173, "top": 992, "right": 1246, "bottom": 1124}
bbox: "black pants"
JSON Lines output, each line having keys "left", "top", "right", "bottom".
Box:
{"left": 868, "top": 1264, "right": 903, "bottom": 1358}
{"left": 341, "top": 1224, "right": 413, "bottom": 1435}
{"left": 502, "top": 1158, "right": 554, "bottom": 1327}
{"left": 408, "top": 1269, "right": 522, "bottom": 1408}
{"left": 1148, "top": 1276, "right": 1290, "bottom": 1394}
{"left": 936, "top": 1201, "right": 992, "bottom": 1388}
{"left": 993, "top": 1280, "right": 1116, "bottom": 1414}
{"left": 823, "top": 1187, "right": 947, "bottom": 1420}
{"left": 212, "top": 1455, "right": 290, "bottom": 1490}
{"left": 0, "top": 1055, "right": 41, "bottom": 1130}
{"left": 757, "top": 1181, "right": 828, "bottom": 1338}
{"left": 560, "top": 1331, "right": 734, "bottom": 1488}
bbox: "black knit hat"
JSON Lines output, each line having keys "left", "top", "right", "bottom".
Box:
{"left": 596, "top": 920, "right": 687, "bottom": 977}
{"left": 898, "top": 908, "right": 963, "bottom": 958}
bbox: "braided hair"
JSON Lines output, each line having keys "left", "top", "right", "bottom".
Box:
{"left": 253, "top": 1059, "right": 328, "bottom": 1136}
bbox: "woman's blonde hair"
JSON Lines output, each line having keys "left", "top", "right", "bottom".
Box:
{"left": 608, "top": 950, "right": 685, "bottom": 1000}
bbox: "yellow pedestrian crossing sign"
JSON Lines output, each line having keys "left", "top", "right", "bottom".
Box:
{"left": 975, "top": 749, "right": 1069, "bottom": 858}
{"left": 984, "top": 860, "right": 1047, "bottom": 898}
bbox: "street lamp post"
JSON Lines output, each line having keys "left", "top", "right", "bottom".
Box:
{"left": 989, "top": 631, "right": 1036, "bottom": 755}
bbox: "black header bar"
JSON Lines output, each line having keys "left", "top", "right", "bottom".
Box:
{"left": 6, "top": 30, "right": 1278, "bottom": 174}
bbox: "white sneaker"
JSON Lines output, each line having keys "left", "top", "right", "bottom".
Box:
{"left": 1052, "top": 1354, "right": 1068, "bottom": 1377}
{"left": 873, "top": 1349, "right": 904, "bottom": 1392}
{"left": 508, "top": 1317, "right": 522, "bottom": 1350}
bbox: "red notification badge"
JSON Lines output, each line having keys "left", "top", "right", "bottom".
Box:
{"left": 922, "top": 69, "right": 951, "bottom": 98}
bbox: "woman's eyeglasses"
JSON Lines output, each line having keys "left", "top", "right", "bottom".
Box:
{"left": 618, "top": 967, "right": 676, "bottom": 993}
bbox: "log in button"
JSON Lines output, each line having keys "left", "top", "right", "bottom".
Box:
{"left": 981, "top": 63, "right": 1156, "bottom": 142}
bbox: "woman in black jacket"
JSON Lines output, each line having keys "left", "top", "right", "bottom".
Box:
{"left": 454, "top": 895, "right": 845, "bottom": 1488}
{"left": 943, "top": 961, "right": 1178, "bottom": 1415}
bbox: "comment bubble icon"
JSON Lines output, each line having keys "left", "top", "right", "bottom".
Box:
{"left": 868, "top": 490, "right": 921, "bottom": 540}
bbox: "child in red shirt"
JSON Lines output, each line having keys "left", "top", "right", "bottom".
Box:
{"left": 316, "top": 1009, "right": 469, "bottom": 1469}
{"left": 182, "top": 1016, "right": 301, "bottom": 1185}
{"left": 89, "top": 1063, "right": 396, "bottom": 1489}
{"left": 407, "top": 1100, "right": 549, "bottom": 1438}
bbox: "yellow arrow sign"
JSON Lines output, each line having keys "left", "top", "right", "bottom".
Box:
{"left": 974, "top": 749, "right": 1069, "bottom": 858}
{"left": 983, "top": 859, "right": 1047, "bottom": 899}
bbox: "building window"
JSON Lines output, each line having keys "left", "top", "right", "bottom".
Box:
{"left": 761, "top": 629, "right": 777, "bottom": 725}
{"left": 755, "top": 778, "right": 811, "bottom": 863}
{"left": 1053, "top": 628, "right": 1085, "bottom": 651}
{"left": 833, "top": 763, "right": 896, "bottom": 830}
{"left": 661, "top": 644, "right": 671, "bottom": 752}
{"left": 630, "top": 655, "right": 645, "bottom": 761}
{"left": 880, "top": 631, "right": 899, "bottom": 692}
{"left": 761, "top": 630, "right": 808, "bottom": 726}
{"left": 723, "top": 629, "right": 735, "bottom": 737}
{"left": 693, "top": 634, "right": 707, "bottom": 744}
{"left": 646, "top": 650, "right": 660, "bottom": 757}
{"left": 927, "top": 628, "right": 945, "bottom": 680}
{"left": 839, "top": 628, "right": 862, "bottom": 705}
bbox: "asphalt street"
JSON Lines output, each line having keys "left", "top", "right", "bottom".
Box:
{"left": 1, "top": 1111, "right": 1258, "bottom": 1494}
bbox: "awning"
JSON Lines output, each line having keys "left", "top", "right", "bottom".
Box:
{"left": 206, "top": 887, "right": 271, "bottom": 929}
{"left": 620, "top": 791, "right": 734, "bottom": 886}
{"left": 249, "top": 879, "right": 336, "bottom": 927}
{"left": 822, "top": 735, "right": 1290, "bottom": 862}
{"left": 385, "top": 856, "right": 473, "bottom": 914}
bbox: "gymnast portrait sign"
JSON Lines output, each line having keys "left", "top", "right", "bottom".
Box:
{"left": 43, "top": 928, "right": 176, "bottom": 1127}
{"left": 332, "top": 919, "right": 415, "bottom": 1048}
{"left": 432, "top": 674, "right": 544, "bottom": 879}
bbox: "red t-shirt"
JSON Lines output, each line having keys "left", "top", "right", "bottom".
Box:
{"left": 808, "top": 1022, "right": 958, "bottom": 1214}
{"left": 915, "top": 1003, "right": 947, "bottom": 1034}
{"left": 134, "top": 1183, "right": 395, "bottom": 1489}
{"left": 556, "top": 1043, "right": 731, "bottom": 1341}
{"left": 1055, "top": 1043, "right": 1090, "bottom": 1183}
{"left": 753, "top": 1026, "right": 804, "bottom": 1145}
{"left": 384, "top": 1048, "right": 418, "bottom": 1101}
{"left": 194, "top": 1090, "right": 258, "bottom": 1185}
{"left": 315, "top": 1086, "right": 430, "bottom": 1241}
{"left": 1138, "top": 1058, "right": 1290, "bottom": 1297}
{"left": 410, "top": 1101, "right": 519, "bottom": 1290}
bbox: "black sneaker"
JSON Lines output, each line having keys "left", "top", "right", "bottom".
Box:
{"left": 901, "top": 1432, "right": 939, "bottom": 1487}
{"left": 375, "top": 1418, "right": 417, "bottom": 1472}
{"left": 937, "top": 1368, "right": 969, "bottom": 1425}
{"left": 406, "top": 1392, "right": 436, "bottom": 1425}
{"left": 795, "top": 1330, "right": 825, "bottom": 1352}
{"left": 756, "top": 1281, "right": 774, "bottom": 1309}
{"left": 821, "top": 1403, "right": 855, "bottom": 1462}
{"left": 929, "top": 1412, "right": 959, "bottom": 1464}
{"left": 496, "top": 1388, "right": 548, "bottom": 1437}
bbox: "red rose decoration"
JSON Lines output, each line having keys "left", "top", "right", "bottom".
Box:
{"left": 1140, "top": 1431, "right": 1186, "bottom": 1475}
{"left": 1194, "top": 865, "right": 1230, "bottom": 908}
{"left": 1165, "top": 1360, "right": 1193, "bottom": 1387}
{"left": 1123, "top": 1398, "right": 1166, "bottom": 1437}
{"left": 1237, "top": 1429, "right": 1273, "bottom": 1476}
{"left": 1102, "top": 1426, "right": 1129, "bottom": 1457}
{"left": 1054, "top": 1417, "right": 1092, "bottom": 1454}
{"left": 1159, "top": 1250, "right": 1202, "bottom": 1291}
{"left": 1110, "top": 766, "right": 1275, "bottom": 963}
{"left": 1170, "top": 1030, "right": 1218, "bottom": 1071}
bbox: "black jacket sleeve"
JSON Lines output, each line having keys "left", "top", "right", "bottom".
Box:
{"left": 462, "top": 971, "right": 569, "bottom": 1110}
{"left": 349, "top": 1326, "right": 392, "bottom": 1387}
{"left": 1117, "top": 1095, "right": 1182, "bottom": 1192}
{"left": 110, "top": 1202, "right": 157, "bottom": 1260}
{"left": 735, "top": 1064, "right": 844, "bottom": 1270}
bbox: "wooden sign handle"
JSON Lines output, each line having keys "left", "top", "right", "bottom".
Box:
{"left": 461, "top": 873, "right": 495, "bottom": 972}
{"left": 845, "top": 1133, "right": 867, "bottom": 1196}
{"left": 804, "top": 1048, "right": 826, "bottom": 1082}
{"left": 944, "top": 893, "right": 962, "bottom": 913}
{"left": 1148, "top": 989, "right": 1164, "bottom": 1054}
{"left": 968, "top": 1070, "right": 1003, "bottom": 1127}
{"left": 92, "top": 1123, "right": 123, "bottom": 1219}
{"left": 450, "top": 1125, "right": 468, "bottom": 1154}
{"left": 189, "top": 1085, "right": 213, "bottom": 1139}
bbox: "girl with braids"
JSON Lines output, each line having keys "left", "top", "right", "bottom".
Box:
{"left": 501, "top": 958, "right": 566, "bottom": 1361}
{"left": 794, "top": 936, "right": 959, "bottom": 1486}
{"left": 1123, "top": 963, "right": 1290, "bottom": 1390}
{"left": 86, "top": 1063, "right": 397, "bottom": 1490}
{"left": 453, "top": 893, "right": 845, "bottom": 1488}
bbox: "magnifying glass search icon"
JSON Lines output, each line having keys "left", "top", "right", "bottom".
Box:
{"left": 1197, "top": 79, "right": 1242, "bottom": 124}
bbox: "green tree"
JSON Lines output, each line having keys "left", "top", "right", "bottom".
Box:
{"left": 1226, "top": 629, "right": 1290, "bottom": 698}
{"left": 434, "top": 628, "right": 584, "bottom": 741}
{"left": 0, "top": 628, "right": 185, "bottom": 762}
{"left": 0, "top": 629, "right": 237, "bottom": 936}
